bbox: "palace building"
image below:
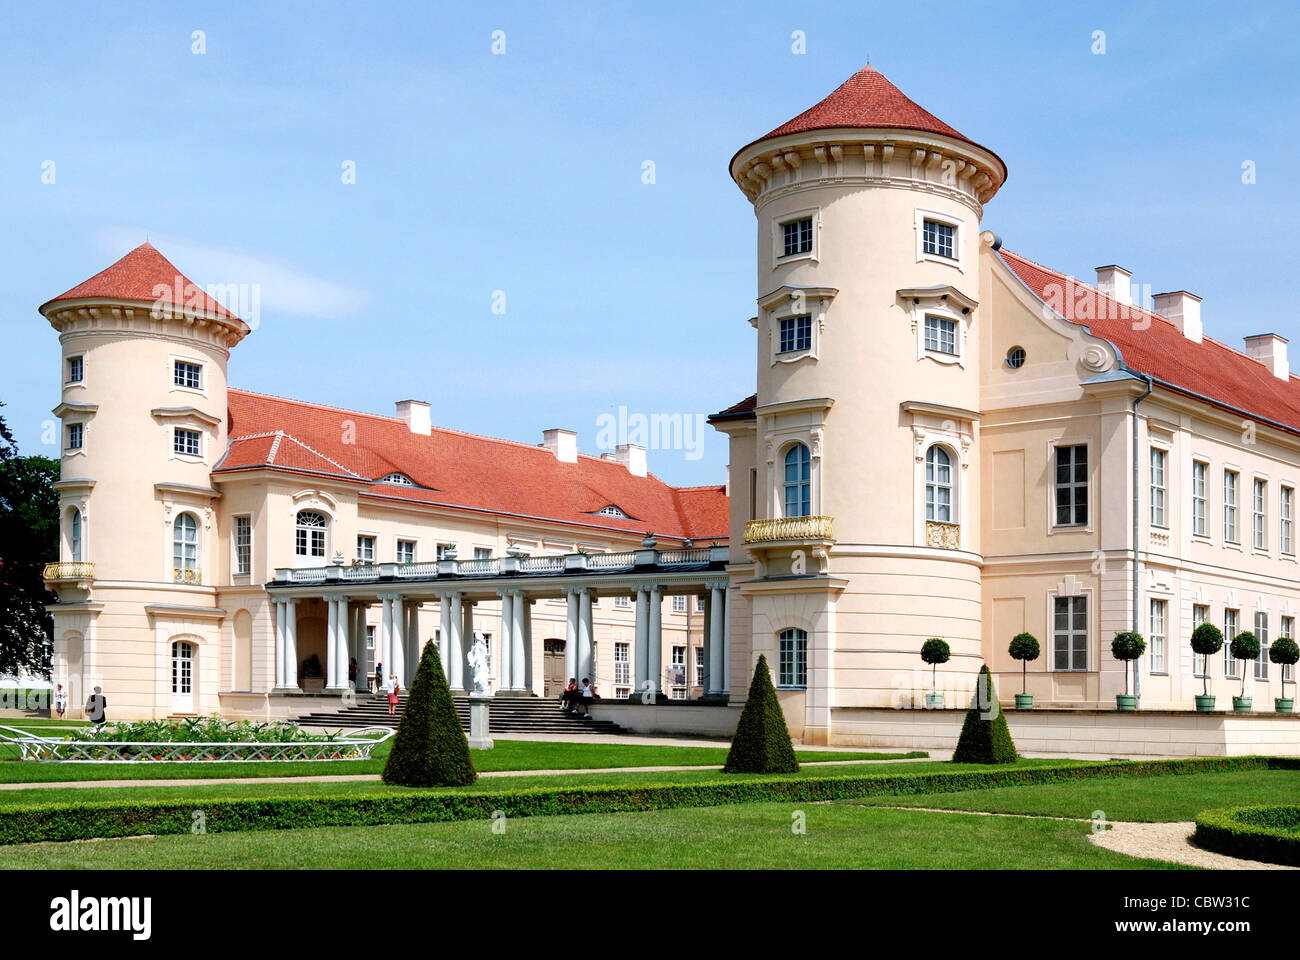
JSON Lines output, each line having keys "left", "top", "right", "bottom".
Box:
{"left": 42, "top": 65, "right": 1300, "bottom": 747}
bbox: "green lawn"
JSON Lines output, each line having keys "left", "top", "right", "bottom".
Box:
{"left": 0, "top": 738, "right": 917, "bottom": 783}
{"left": 0, "top": 801, "right": 1185, "bottom": 870}
{"left": 854, "top": 767, "right": 1300, "bottom": 822}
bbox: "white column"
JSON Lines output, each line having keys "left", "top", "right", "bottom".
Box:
{"left": 273, "top": 599, "right": 286, "bottom": 689}
{"left": 498, "top": 590, "right": 514, "bottom": 691}
{"left": 439, "top": 593, "right": 453, "bottom": 674}
{"left": 459, "top": 597, "right": 474, "bottom": 691}
{"left": 326, "top": 597, "right": 339, "bottom": 689}
{"left": 285, "top": 598, "right": 298, "bottom": 690}
{"left": 564, "top": 589, "right": 579, "bottom": 683}
{"left": 379, "top": 596, "right": 393, "bottom": 681}
{"left": 708, "top": 583, "right": 725, "bottom": 695}
{"left": 405, "top": 602, "right": 419, "bottom": 685}
{"left": 352, "top": 604, "right": 368, "bottom": 692}
{"left": 578, "top": 588, "right": 594, "bottom": 683}
{"left": 646, "top": 586, "right": 662, "bottom": 699}
{"left": 447, "top": 592, "right": 464, "bottom": 690}
{"left": 522, "top": 598, "right": 535, "bottom": 694}
{"left": 390, "top": 594, "right": 406, "bottom": 688}
{"left": 722, "top": 584, "right": 731, "bottom": 695}
{"left": 511, "top": 590, "right": 527, "bottom": 690}
{"left": 634, "top": 587, "right": 650, "bottom": 694}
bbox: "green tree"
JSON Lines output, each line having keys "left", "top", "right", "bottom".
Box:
{"left": 724, "top": 654, "right": 799, "bottom": 774}
{"left": 1270, "top": 636, "right": 1299, "bottom": 702}
{"left": 0, "top": 404, "right": 58, "bottom": 677}
{"left": 1008, "top": 632, "right": 1040, "bottom": 695}
{"left": 952, "top": 665, "right": 1018, "bottom": 764}
{"left": 1190, "top": 622, "right": 1224, "bottom": 698}
{"left": 381, "top": 640, "right": 477, "bottom": 786}
{"left": 1111, "top": 632, "right": 1146, "bottom": 696}
{"left": 1230, "top": 631, "right": 1261, "bottom": 699}
{"left": 920, "top": 638, "right": 949, "bottom": 694}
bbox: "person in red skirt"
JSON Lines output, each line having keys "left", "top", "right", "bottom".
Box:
{"left": 386, "top": 673, "right": 400, "bottom": 716}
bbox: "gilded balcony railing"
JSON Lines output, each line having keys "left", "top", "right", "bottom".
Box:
{"left": 925, "top": 521, "right": 960, "bottom": 549}
{"left": 173, "top": 566, "right": 203, "bottom": 585}
{"left": 743, "top": 516, "right": 834, "bottom": 544}
{"left": 43, "top": 561, "right": 94, "bottom": 582}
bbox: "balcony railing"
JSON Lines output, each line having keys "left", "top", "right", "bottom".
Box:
{"left": 925, "top": 521, "right": 960, "bottom": 549}
{"left": 173, "top": 566, "right": 203, "bottom": 585}
{"left": 743, "top": 516, "right": 834, "bottom": 544}
{"left": 43, "top": 561, "right": 94, "bottom": 582}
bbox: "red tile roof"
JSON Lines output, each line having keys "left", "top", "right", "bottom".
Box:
{"left": 999, "top": 248, "right": 1300, "bottom": 435}
{"left": 217, "top": 389, "right": 729, "bottom": 542}
{"left": 743, "top": 65, "right": 977, "bottom": 152}
{"left": 40, "top": 242, "right": 243, "bottom": 324}
{"left": 709, "top": 393, "right": 757, "bottom": 423}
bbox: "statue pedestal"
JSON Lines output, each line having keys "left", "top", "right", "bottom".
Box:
{"left": 468, "top": 695, "right": 493, "bottom": 750}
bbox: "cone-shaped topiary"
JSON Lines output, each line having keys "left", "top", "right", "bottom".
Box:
{"left": 381, "top": 640, "right": 477, "bottom": 787}
{"left": 723, "top": 654, "right": 799, "bottom": 773}
{"left": 951, "top": 665, "right": 1018, "bottom": 764}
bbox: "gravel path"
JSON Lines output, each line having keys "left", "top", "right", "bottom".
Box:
{"left": 1088, "top": 820, "right": 1295, "bottom": 870}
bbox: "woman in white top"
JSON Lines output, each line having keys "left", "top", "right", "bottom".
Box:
{"left": 386, "top": 674, "right": 400, "bottom": 716}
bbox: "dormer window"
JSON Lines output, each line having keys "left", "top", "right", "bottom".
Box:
{"left": 379, "top": 472, "right": 415, "bottom": 486}
{"left": 597, "top": 505, "right": 628, "bottom": 518}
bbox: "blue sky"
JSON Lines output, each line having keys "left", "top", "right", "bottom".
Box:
{"left": 2, "top": 0, "right": 1297, "bottom": 485}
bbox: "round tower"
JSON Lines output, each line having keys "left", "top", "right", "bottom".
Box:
{"left": 40, "top": 243, "right": 249, "bottom": 717}
{"left": 729, "top": 66, "right": 1006, "bottom": 738}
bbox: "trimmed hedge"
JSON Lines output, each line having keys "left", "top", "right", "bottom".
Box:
{"left": 1194, "top": 804, "right": 1300, "bottom": 867}
{"left": 3, "top": 755, "right": 1296, "bottom": 846}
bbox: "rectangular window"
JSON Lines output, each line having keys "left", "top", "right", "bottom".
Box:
{"left": 778, "top": 630, "right": 808, "bottom": 687}
{"left": 1224, "top": 609, "right": 1239, "bottom": 676}
{"left": 1283, "top": 486, "right": 1295, "bottom": 556}
{"left": 1052, "top": 595, "right": 1088, "bottom": 671}
{"left": 357, "top": 535, "right": 375, "bottom": 562}
{"left": 173, "top": 428, "right": 201, "bottom": 457}
{"left": 1149, "top": 598, "right": 1167, "bottom": 674}
{"left": 234, "top": 516, "right": 251, "bottom": 576}
{"left": 66, "top": 356, "right": 83, "bottom": 383}
{"left": 1193, "top": 604, "right": 1210, "bottom": 677}
{"left": 671, "top": 595, "right": 687, "bottom": 614}
{"left": 66, "top": 423, "right": 83, "bottom": 450}
{"left": 1192, "top": 460, "right": 1208, "bottom": 537}
{"left": 1255, "top": 611, "right": 1269, "bottom": 680}
{"left": 781, "top": 217, "right": 813, "bottom": 257}
{"left": 1284, "top": 617, "right": 1295, "bottom": 684}
{"left": 173, "top": 360, "right": 202, "bottom": 390}
{"left": 696, "top": 645, "right": 705, "bottom": 686}
{"left": 397, "top": 540, "right": 416, "bottom": 564}
{"left": 1253, "top": 478, "right": 1268, "bottom": 550}
{"left": 366, "top": 625, "right": 375, "bottom": 651}
{"left": 922, "top": 219, "right": 955, "bottom": 259}
{"left": 1149, "top": 448, "right": 1167, "bottom": 527}
{"left": 696, "top": 595, "right": 706, "bottom": 613}
{"left": 777, "top": 315, "right": 812, "bottom": 354}
{"left": 670, "top": 646, "right": 686, "bottom": 688}
{"left": 614, "top": 642, "right": 630, "bottom": 686}
{"left": 923, "top": 315, "right": 957, "bottom": 355}
{"left": 474, "top": 547, "right": 492, "bottom": 560}
{"left": 1224, "top": 470, "right": 1239, "bottom": 543}
{"left": 613, "top": 595, "right": 631, "bottom": 610}
{"left": 1054, "top": 445, "right": 1088, "bottom": 527}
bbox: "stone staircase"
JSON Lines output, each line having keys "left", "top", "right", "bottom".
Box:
{"left": 293, "top": 692, "right": 625, "bottom": 735}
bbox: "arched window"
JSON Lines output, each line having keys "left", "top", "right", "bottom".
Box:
{"left": 925, "top": 446, "right": 954, "bottom": 523}
{"left": 295, "top": 510, "right": 328, "bottom": 559}
{"left": 69, "top": 509, "right": 82, "bottom": 562}
{"left": 379, "top": 473, "right": 414, "bottom": 486}
{"left": 777, "top": 628, "right": 808, "bottom": 687}
{"left": 783, "top": 444, "right": 811, "bottom": 518}
{"left": 173, "top": 513, "right": 199, "bottom": 580}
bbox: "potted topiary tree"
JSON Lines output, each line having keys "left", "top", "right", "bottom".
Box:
{"left": 1008, "top": 632, "right": 1039, "bottom": 709}
{"left": 1230, "top": 630, "right": 1260, "bottom": 713}
{"left": 1111, "top": 632, "right": 1146, "bottom": 711}
{"left": 920, "top": 638, "right": 949, "bottom": 709}
{"left": 1190, "top": 622, "right": 1224, "bottom": 712}
{"left": 1269, "top": 635, "right": 1298, "bottom": 714}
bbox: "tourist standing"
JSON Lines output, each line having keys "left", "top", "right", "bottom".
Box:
{"left": 386, "top": 674, "right": 399, "bottom": 716}
{"left": 54, "top": 684, "right": 67, "bottom": 719}
{"left": 84, "top": 685, "right": 107, "bottom": 725}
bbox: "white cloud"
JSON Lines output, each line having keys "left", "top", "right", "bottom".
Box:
{"left": 96, "top": 228, "right": 369, "bottom": 320}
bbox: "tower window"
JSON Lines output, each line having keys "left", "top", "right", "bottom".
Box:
{"left": 925, "top": 446, "right": 954, "bottom": 523}
{"left": 782, "top": 443, "right": 812, "bottom": 518}
{"left": 67, "top": 356, "right": 84, "bottom": 383}
{"left": 922, "top": 219, "right": 955, "bottom": 259}
{"left": 923, "top": 316, "right": 957, "bottom": 355}
{"left": 66, "top": 423, "right": 83, "bottom": 451}
{"left": 778, "top": 628, "right": 808, "bottom": 688}
{"left": 173, "top": 360, "right": 202, "bottom": 390}
{"left": 173, "top": 428, "right": 201, "bottom": 458}
{"left": 781, "top": 218, "right": 813, "bottom": 258}
{"left": 778, "top": 315, "right": 812, "bottom": 354}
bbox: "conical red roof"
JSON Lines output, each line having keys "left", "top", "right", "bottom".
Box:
{"left": 41, "top": 242, "right": 241, "bottom": 322}
{"left": 748, "top": 65, "right": 976, "bottom": 149}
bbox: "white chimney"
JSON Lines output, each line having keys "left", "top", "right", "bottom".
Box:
{"left": 1244, "top": 333, "right": 1290, "bottom": 380}
{"left": 1095, "top": 265, "right": 1133, "bottom": 305}
{"left": 614, "top": 443, "right": 647, "bottom": 478}
{"left": 395, "top": 399, "right": 431, "bottom": 436}
{"left": 542, "top": 428, "right": 578, "bottom": 463}
{"left": 1152, "top": 291, "right": 1203, "bottom": 343}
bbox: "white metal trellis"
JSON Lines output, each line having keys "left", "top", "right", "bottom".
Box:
{"left": 0, "top": 725, "right": 395, "bottom": 763}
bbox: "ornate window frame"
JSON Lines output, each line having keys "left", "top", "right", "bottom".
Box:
{"left": 167, "top": 353, "right": 207, "bottom": 399}
{"left": 756, "top": 397, "right": 833, "bottom": 522}
{"left": 899, "top": 285, "right": 976, "bottom": 369}
{"left": 914, "top": 207, "right": 964, "bottom": 271}
{"left": 903, "top": 400, "right": 976, "bottom": 551}
{"left": 771, "top": 206, "right": 820, "bottom": 269}
{"left": 759, "top": 285, "right": 837, "bottom": 367}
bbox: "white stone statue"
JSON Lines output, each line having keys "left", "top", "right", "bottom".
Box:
{"left": 467, "top": 637, "right": 490, "bottom": 697}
